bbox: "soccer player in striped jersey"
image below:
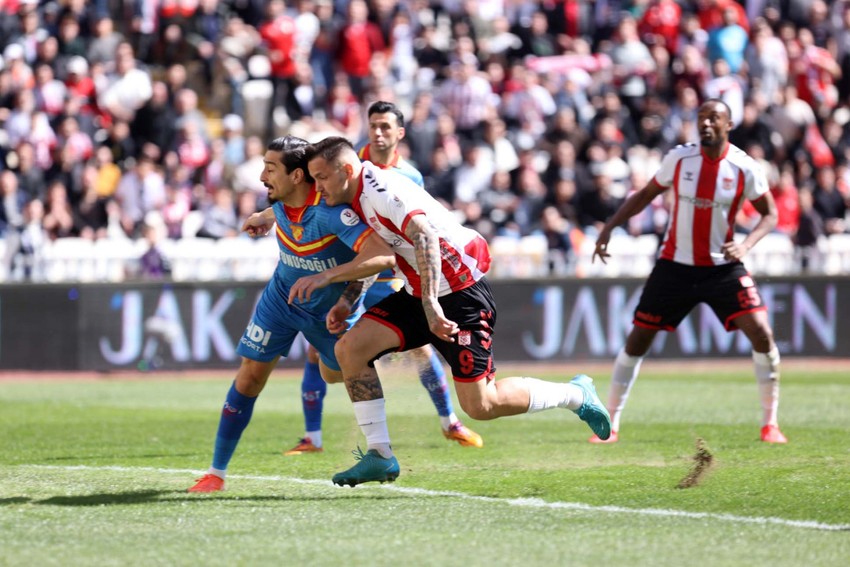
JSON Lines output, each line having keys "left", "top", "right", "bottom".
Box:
{"left": 284, "top": 101, "right": 482, "bottom": 457}
{"left": 298, "top": 137, "right": 610, "bottom": 486}
{"left": 187, "top": 136, "right": 396, "bottom": 493}
{"left": 591, "top": 99, "right": 787, "bottom": 445}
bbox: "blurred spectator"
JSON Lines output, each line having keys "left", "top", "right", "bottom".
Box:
{"left": 221, "top": 113, "right": 246, "bottom": 167}
{"left": 114, "top": 156, "right": 166, "bottom": 238}
{"left": 706, "top": 5, "right": 748, "bottom": 74}
{"left": 73, "top": 165, "right": 109, "bottom": 240}
{"left": 231, "top": 135, "right": 268, "bottom": 208}
{"left": 795, "top": 187, "right": 824, "bottom": 272}
{"left": 730, "top": 98, "right": 776, "bottom": 161}
{"left": 336, "top": 0, "right": 383, "bottom": 99}
{"left": 539, "top": 205, "right": 573, "bottom": 274}
{"left": 745, "top": 17, "right": 788, "bottom": 106}
{"left": 0, "top": 169, "right": 25, "bottom": 236}
{"left": 811, "top": 166, "right": 848, "bottom": 235}
{"left": 197, "top": 186, "right": 238, "bottom": 239}
{"left": 87, "top": 16, "right": 123, "bottom": 66}
{"left": 42, "top": 180, "right": 75, "bottom": 240}
{"left": 15, "top": 198, "right": 46, "bottom": 280}
{"left": 437, "top": 53, "right": 494, "bottom": 141}
{"left": 131, "top": 81, "right": 177, "bottom": 156}
{"left": 96, "top": 41, "right": 152, "bottom": 122}
{"left": 139, "top": 223, "right": 171, "bottom": 280}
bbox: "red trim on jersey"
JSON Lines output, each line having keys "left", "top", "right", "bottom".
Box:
{"left": 467, "top": 235, "right": 491, "bottom": 274}
{"left": 395, "top": 255, "right": 422, "bottom": 296}
{"left": 692, "top": 157, "right": 719, "bottom": 265}
{"left": 725, "top": 170, "right": 746, "bottom": 243}
{"left": 361, "top": 312, "right": 406, "bottom": 350}
{"left": 283, "top": 185, "right": 321, "bottom": 223}
{"left": 351, "top": 170, "right": 366, "bottom": 219}
{"left": 375, "top": 211, "right": 410, "bottom": 242}
{"left": 659, "top": 162, "right": 682, "bottom": 261}
{"left": 724, "top": 305, "right": 767, "bottom": 330}
{"left": 452, "top": 356, "right": 495, "bottom": 383}
{"left": 351, "top": 227, "right": 375, "bottom": 252}
{"left": 400, "top": 210, "right": 426, "bottom": 235}
{"left": 275, "top": 225, "right": 338, "bottom": 255}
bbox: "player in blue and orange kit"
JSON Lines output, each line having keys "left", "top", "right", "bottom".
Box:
{"left": 188, "top": 136, "right": 396, "bottom": 492}
{"left": 284, "top": 101, "right": 483, "bottom": 456}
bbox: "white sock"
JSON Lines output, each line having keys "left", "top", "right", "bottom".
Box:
{"left": 608, "top": 349, "right": 644, "bottom": 432}
{"left": 440, "top": 413, "right": 459, "bottom": 431}
{"left": 353, "top": 398, "right": 392, "bottom": 458}
{"left": 208, "top": 467, "right": 226, "bottom": 480}
{"left": 306, "top": 430, "right": 322, "bottom": 448}
{"left": 753, "top": 346, "right": 781, "bottom": 427}
{"left": 524, "top": 377, "right": 583, "bottom": 412}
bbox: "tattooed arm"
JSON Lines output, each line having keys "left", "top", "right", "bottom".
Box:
{"left": 325, "top": 276, "right": 376, "bottom": 335}
{"left": 404, "top": 214, "right": 459, "bottom": 342}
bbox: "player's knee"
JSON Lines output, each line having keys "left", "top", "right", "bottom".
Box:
{"left": 334, "top": 334, "right": 358, "bottom": 369}
{"left": 307, "top": 345, "right": 320, "bottom": 364}
{"left": 320, "top": 366, "right": 344, "bottom": 384}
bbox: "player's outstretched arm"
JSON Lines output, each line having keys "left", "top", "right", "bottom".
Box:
{"left": 288, "top": 233, "right": 395, "bottom": 304}
{"left": 405, "top": 215, "right": 459, "bottom": 342}
{"left": 594, "top": 178, "right": 667, "bottom": 264}
{"left": 242, "top": 207, "right": 276, "bottom": 238}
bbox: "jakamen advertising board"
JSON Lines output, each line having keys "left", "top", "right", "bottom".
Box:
{"left": 0, "top": 277, "right": 846, "bottom": 372}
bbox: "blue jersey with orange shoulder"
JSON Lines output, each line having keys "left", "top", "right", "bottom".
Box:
{"left": 358, "top": 144, "right": 424, "bottom": 304}
{"left": 237, "top": 185, "right": 373, "bottom": 368}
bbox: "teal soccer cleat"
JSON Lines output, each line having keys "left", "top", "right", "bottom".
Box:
{"left": 570, "top": 374, "right": 612, "bottom": 441}
{"left": 332, "top": 447, "right": 400, "bottom": 487}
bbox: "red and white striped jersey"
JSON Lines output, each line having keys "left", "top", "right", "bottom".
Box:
{"left": 653, "top": 142, "right": 769, "bottom": 266}
{"left": 352, "top": 161, "right": 491, "bottom": 297}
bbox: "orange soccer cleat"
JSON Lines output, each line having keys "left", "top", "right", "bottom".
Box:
{"left": 283, "top": 437, "right": 324, "bottom": 456}
{"left": 443, "top": 422, "right": 484, "bottom": 448}
{"left": 187, "top": 473, "right": 224, "bottom": 493}
{"left": 588, "top": 430, "right": 619, "bottom": 444}
{"left": 760, "top": 425, "right": 788, "bottom": 444}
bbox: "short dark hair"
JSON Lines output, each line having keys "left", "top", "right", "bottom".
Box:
{"left": 268, "top": 136, "right": 312, "bottom": 182}
{"left": 367, "top": 100, "right": 405, "bottom": 128}
{"left": 306, "top": 136, "right": 356, "bottom": 166}
{"left": 701, "top": 98, "right": 733, "bottom": 120}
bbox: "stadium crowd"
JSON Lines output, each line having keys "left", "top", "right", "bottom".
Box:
{"left": 0, "top": 0, "right": 849, "bottom": 281}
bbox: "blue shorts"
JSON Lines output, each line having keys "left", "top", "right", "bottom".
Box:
{"left": 236, "top": 280, "right": 362, "bottom": 370}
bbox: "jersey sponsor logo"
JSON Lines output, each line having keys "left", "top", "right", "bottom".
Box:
{"left": 290, "top": 224, "right": 304, "bottom": 241}
{"left": 440, "top": 240, "right": 462, "bottom": 270}
{"left": 245, "top": 321, "right": 272, "bottom": 345}
{"left": 636, "top": 310, "right": 662, "bottom": 323}
{"left": 679, "top": 195, "right": 724, "bottom": 209}
{"left": 684, "top": 171, "right": 694, "bottom": 181}
{"left": 340, "top": 208, "right": 359, "bottom": 226}
{"left": 278, "top": 251, "right": 339, "bottom": 272}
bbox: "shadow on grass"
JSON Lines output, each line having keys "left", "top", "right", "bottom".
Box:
{"left": 6, "top": 490, "right": 409, "bottom": 507}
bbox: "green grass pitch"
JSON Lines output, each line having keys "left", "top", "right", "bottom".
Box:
{"left": 1, "top": 362, "right": 849, "bottom": 566}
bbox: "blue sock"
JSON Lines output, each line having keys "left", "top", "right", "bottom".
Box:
{"left": 418, "top": 349, "right": 452, "bottom": 417}
{"left": 212, "top": 382, "right": 257, "bottom": 471}
{"left": 301, "top": 361, "right": 326, "bottom": 433}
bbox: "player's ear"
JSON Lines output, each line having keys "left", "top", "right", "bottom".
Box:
{"left": 343, "top": 163, "right": 353, "bottom": 179}
{"left": 398, "top": 126, "right": 406, "bottom": 140}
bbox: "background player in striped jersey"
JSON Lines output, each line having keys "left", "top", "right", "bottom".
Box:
{"left": 285, "top": 101, "right": 482, "bottom": 457}
{"left": 299, "top": 137, "right": 611, "bottom": 486}
{"left": 187, "top": 136, "right": 396, "bottom": 493}
{"left": 591, "top": 99, "right": 787, "bottom": 445}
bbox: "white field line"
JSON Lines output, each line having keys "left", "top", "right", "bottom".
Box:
{"left": 24, "top": 464, "right": 850, "bottom": 533}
